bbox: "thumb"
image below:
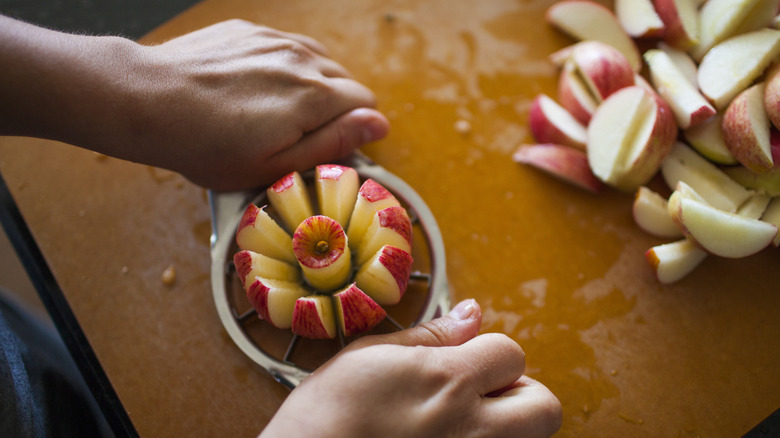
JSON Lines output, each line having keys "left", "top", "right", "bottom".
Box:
{"left": 350, "top": 299, "right": 483, "bottom": 350}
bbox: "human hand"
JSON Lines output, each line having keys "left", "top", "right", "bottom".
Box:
{"left": 260, "top": 299, "right": 562, "bottom": 438}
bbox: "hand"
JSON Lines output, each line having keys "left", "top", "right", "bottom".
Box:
{"left": 0, "top": 17, "right": 389, "bottom": 191}
{"left": 260, "top": 299, "right": 562, "bottom": 438}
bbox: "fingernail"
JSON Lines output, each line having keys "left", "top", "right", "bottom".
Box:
{"left": 449, "top": 299, "right": 476, "bottom": 320}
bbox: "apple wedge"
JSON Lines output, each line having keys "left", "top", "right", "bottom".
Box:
{"left": 315, "top": 164, "right": 359, "bottom": 227}
{"left": 765, "top": 65, "right": 780, "bottom": 131}
{"left": 233, "top": 250, "right": 301, "bottom": 287}
{"left": 698, "top": 28, "right": 780, "bottom": 110}
{"left": 354, "top": 245, "right": 414, "bottom": 305}
{"left": 644, "top": 49, "right": 715, "bottom": 130}
{"left": 513, "top": 144, "right": 604, "bottom": 193}
{"left": 661, "top": 142, "right": 752, "bottom": 212}
{"left": 722, "top": 82, "right": 774, "bottom": 173}
{"left": 528, "top": 94, "right": 587, "bottom": 149}
{"left": 645, "top": 239, "right": 708, "bottom": 284}
{"left": 724, "top": 166, "right": 780, "bottom": 197}
{"left": 333, "top": 283, "right": 387, "bottom": 337}
{"left": 760, "top": 196, "right": 780, "bottom": 246}
{"left": 633, "top": 186, "right": 683, "bottom": 238}
{"left": 658, "top": 42, "right": 698, "bottom": 87}
{"left": 667, "top": 190, "right": 777, "bottom": 257}
{"left": 293, "top": 215, "right": 351, "bottom": 292}
{"left": 357, "top": 206, "right": 412, "bottom": 265}
{"left": 346, "top": 179, "right": 401, "bottom": 252}
{"left": 267, "top": 171, "right": 314, "bottom": 232}
{"left": 291, "top": 295, "right": 337, "bottom": 339}
{"left": 615, "top": 0, "right": 664, "bottom": 38}
{"left": 235, "top": 203, "right": 297, "bottom": 265}
{"left": 683, "top": 114, "right": 738, "bottom": 165}
{"left": 691, "top": 0, "right": 779, "bottom": 60}
{"left": 546, "top": 0, "right": 642, "bottom": 71}
{"left": 736, "top": 193, "right": 771, "bottom": 220}
{"left": 587, "top": 86, "right": 677, "bottom": 191}
{"left": 653, "top": 0, "right": 699, "bottom": 50}
{"left": 246, "top": 278, "right": 308, "bottom": 329}
{"left": 558, "top": 60, "right": 599, "bottom": 125}
{"left": 568, "top": 41, "right": 635, "bottom": 102}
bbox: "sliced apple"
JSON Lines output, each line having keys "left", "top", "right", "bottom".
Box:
{"left": 333, "top": 283, "right": 387, "bottom": 337}
{"left": 558, "top": 60, "right": 599, "bottom": 125}
{"left": 513, "top": 144, "right": 604, "bottom": 193}
{"left": 645, "top": 239, "right": 708, "bottom": 284}
{"left": 683, "top": 114, "right": 738, "bottom": 165}
{"left": 354, "top": 245, "right": 414, "bottom": 305}
{"left": 266, "top": 171, "right": 314, "bottom": 232}
{"left": 528, "top": 94, "right": 587, "bottom": 149}
{"left": 587, "top": 86, "right": 678, "bottom": 191}
{"left": 346, "top": 179, "right": 402, "bottom": 252}
{"left": 246, "top": 278, "right": 308, "bottom": 329}
{"left": 357, "top": 206, "right": 412, "bottom": 265}
{"left": 691, "top": 0, "right": 771, "bottom": 60}
{"left": 293, "top": 215, "right": 351, "bottom": 292}
{"left": 546, "top": 0, "right": 642, "bottom": 71}
{"left": 722, "top": 82, "right": 774, "bottom": 173}
{"left": 661, "top": 142, "right": 752, "bottom": 212}
{"left": 760, "top": 196, "right": 780, "bottom": 246}
{"left": 736, "top": 193, "right": 771, "bottom": 220}
{"left": 291, "top": 295, "right": 337, "bottom": 339}
{"left": 568, "top": 40, "right": 635, "bottom": 102}
{"left": 315, "top": 164, "right": 359, "bottom": 227}
{"left": 615, "top": 0, "right": 665, "bottom": 38}
{"left": 698, "top": 28, "right": 780, "bottom": 110}
{"left": 653, "top": 0, "right": 699, "bottom": 50}
{"left": 233, "top": 250, "right": 301, "bottom": 287}
{"left": 644, "top": 49, "right": 716, "bottom": 130}
{"left": 658, "top": 42, "right": 698, "bottom": 87}
{"left": 765, "top": 65, "right": 780, "bottom": 131}
{"left": 235, "top": 203, "right": 296, "bottom": 265}
{"left": 633, "top": 186, "right": 683, "bottom": 238}
{"left": 724, "top": 166, "right": 780, "bottom": 197}
{"left": 667, "top": 190, "right": 777, "bottom": 258}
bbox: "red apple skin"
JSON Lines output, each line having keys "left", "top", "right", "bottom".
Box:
{"left": 528, "top": 94, "right": 586, "bottom": 149}
{"left": 766, "top": 67, "right": 780, "bottom": 131}
{"left": 291, "top": 297, "right": 334, "bottom": 339}
{"left": 335, "top": 284, "right": 387, "bottom": 337}
{"left": 246, "top": 278, "right": 272, "bottom": 322}
{"left": 268, "top": 171, "right": 296, "bottom": 194}
{"left": 723, "top": 84, "right": 774, "bottom": 174}
{"left": 571, "top": 41, "right": 635, "bottom": 101}
{"left": 233, "top": 250, "right": 254, "bottom": 287}
{"left": 514, "top": 144, "right": 604, "bottom": 193}
{"left": 653, "top": 0, "right": 696, "bottom": 50}
{"left": 377, "top": 246, "right": 413, "bottom": 298}
{"left": 237, "top": 203, "right": 261, "bottom": 236}
{"left": 292, "top": 216, "right": 347, "bottom": 269}
{"left": 359, "top": 179, "right": 394, "bottom": 203}
{"left": 558, "top": 63, "right": 596, "bottom": 125}
{"left": 317, "top": 164, "right": 350, "bottom": 180}
{"left": 375, "top": 206, "right": 413, "bottom": 247}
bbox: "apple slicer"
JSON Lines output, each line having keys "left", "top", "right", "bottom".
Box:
{"left": 208, "top": 152, "right": 450, "bottom": 389}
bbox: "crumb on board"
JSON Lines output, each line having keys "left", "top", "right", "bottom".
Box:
{"left": 162, "top": 264, "right": 176, "bottom": 286}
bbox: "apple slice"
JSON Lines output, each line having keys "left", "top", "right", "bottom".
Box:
{"left": 765, "top": 65, "right": 780, "bottom": 131}
{"left": 645, "top": 239, "right": 708, "bottom": 284}
{"left": 354, "top": 245, "right": 414, "bottom": 305}
{"left": 722, "top": 82, "right": 774, "bottom": 173}
{"left": 683, "top": 114, "right": 738, "bottom": 165}
{"left": 528, "top": 94, "right": 587, "bottom": 149}
{"left": 615, "top": 0, "right": 664, "bottom": 38}
{"left": 558, "top": 60, "right": 599, "bottom": 125}
{"left": 587, "top": 86, "right": 677, "bottom": 191}
{"left": 644, "top": 49, "right": 716, "bottom": 129}
{"left": 568, "top": 41, "right": 635, "bottom": 102}
{"left": 291, "top": 295, "right": 337, "bottom": 339}
{"left": 233, "top": 250, "right": 301, "bottom": 287}
{"left": 246, "top": 278, "right": 308, "bottom": 329}
{"left": 661, "top": 142, "right": 752, "bottom": 212}
{"left": 266, "top": 171, "right": 314, "bottom": 232}
{"left": 691, "top": 0, "right": 779, "bottom": 60}
{"left": 760, "top": 196, "right": 780, "bottom": 246}
{"left": 653, "top": 0, "right": 699, "bottom": 50}
{"left": 333, "top": 283, "right": 387, "bottom": 337}
{"left": 235, "top": 203, "right": 297, "bottom": 265}
{"left": 658, "top": 42, "right": 698, "bottom": 87}
{"left": 346, "top": 179, "right": 402, "bottom": 252}
{"left": 633, "top": 186, "right": 683, "bottom": 238}
{"left": 293, "top": 215, "right": 351, "bottom": 292}
{"left": 315, "top": 164, "right": 359, "bottom": 227}
{"left": 356, "top": 206, "right": 412, "bottom": 265}
{"left": 724, "top": 166, "right": 780, "bottom": 197}
{"left": 513, "top": 144, "right": 604, "bottom": 193}
{"left": 736, "top": 193, "right": 771, "bottom": 220}
{"left": 667, "top": 190, "right": 777, "bottom": 257}
{"left": 546, "top": 0, "right": 642, "bottom": 71}
{"left": 698, "top": 28, "right": 780, "bottom": 110}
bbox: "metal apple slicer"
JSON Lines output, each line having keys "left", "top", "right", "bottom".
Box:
{"left": 208, "top": 152, "right": 450, "bottom": 389}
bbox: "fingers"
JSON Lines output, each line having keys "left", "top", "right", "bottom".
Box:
{"left": 269, "top": 107, "right": 389, "bottom": 174}
{"left": 450, "top": 332, "right": 526, "bottom": 395}
{"left": 349, "top": 299, "right": 483, "bottom": 350}
{"left": 478, "top": 375, "right": 563, "bottom": 438}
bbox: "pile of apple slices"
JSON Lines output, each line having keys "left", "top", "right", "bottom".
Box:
{"left": 514, "top": 0, "right": 780, "bottom": 284}
{"left": 233, "top": 165, "right": 414, "bottom": 339}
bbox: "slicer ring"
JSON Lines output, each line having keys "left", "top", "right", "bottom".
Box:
{"left": 209, "top": 153, "right": 449, "bottom": 389}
